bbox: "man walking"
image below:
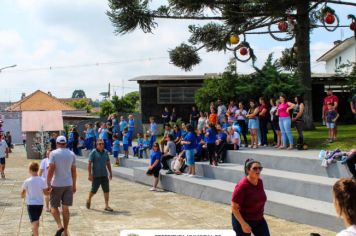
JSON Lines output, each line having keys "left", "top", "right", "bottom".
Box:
{"left": 47, "top": 136, "right": 77, "bottom": 236}
{"left": 0, "top": 132, "right": 9, "bottom": 179}
{"left": 86, "top": 139, "right": 113, "bottom": 211}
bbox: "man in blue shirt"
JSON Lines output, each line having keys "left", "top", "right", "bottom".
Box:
{"left": 86, "top": 139, "right": 113, "bottom": 212}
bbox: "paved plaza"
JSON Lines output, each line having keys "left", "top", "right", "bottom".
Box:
{"left": 0, "top": 146, "right": 336, "bottom": 236}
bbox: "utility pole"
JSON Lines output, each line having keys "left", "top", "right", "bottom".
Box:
{"left": 108, "top": 83, "right": 111, "bottom": 99}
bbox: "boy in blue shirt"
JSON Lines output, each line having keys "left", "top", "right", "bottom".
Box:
{"left": 142, "top": 133, "right": 151, "bottom": 159}
{"left": 119, "top": 116, "right": 127, "bottom": 141}
{"left": 112, "top": 134, "right": 120, "bottom": 166}
{"left": 149, "top": 117, "right": 158, "bottom": 149}
{"left": 122, "top": 128, "right": 129, "bottom": 158}
{"left": 127, "top": 115, "right": 135, "bottom": 147}
{"left": 326, "top": 103, "right": 339, "bottom": 142}
{"left": 133, "top": 133, "right": 144, "bottom": 157}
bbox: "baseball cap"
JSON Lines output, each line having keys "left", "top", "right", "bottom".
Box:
{"left": 56, "top": 135, "right": 67, "bottom": 144}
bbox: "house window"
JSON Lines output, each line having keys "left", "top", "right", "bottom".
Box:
{"left": 339, "top": 56, "right": 342, "bottom": 65}
{"left": 335, "top": 58, "right": 338, "bottom": 67}
{"left": 157, "top": 87, "right": 198, "bottom": 104}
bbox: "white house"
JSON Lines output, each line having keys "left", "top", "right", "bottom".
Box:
{"left": 317, "top": 36, "right": 355, "bottom": 74}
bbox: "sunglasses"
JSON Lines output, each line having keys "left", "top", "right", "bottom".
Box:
{"left": 252, "top": 166, "right": 263, "bottom": 171}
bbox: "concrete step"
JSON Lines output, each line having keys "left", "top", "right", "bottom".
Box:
{"left": 132, "top": 166, "right": 343, "bottom": 232}
{"left": 117, "top": 157, "right": 337, "bottom": 202}
{"left": 226, "top": 148, "right": 351, "bottom": 178}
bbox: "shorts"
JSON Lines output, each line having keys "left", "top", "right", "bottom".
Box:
{"left": 27, "top": 205, "right": 43, "bottom": 222}
{"left": 185, "top": 149, "right": 195, "bottom": 166}
{"left": 113, "top": 150, "right": 119, "bottom": 158}
{"left": 248, "top": 118, "right": 259, "bottom": 129}
{"left": 146, "top": 167, "right": 161, "bottom": 178}
{"left": 91, "top": 176, "right": 109, "bottom": 193}
{"left": 326, "top": 122, "right": 335, "bottom": 129}
{"left": 0, "top": 158, "right": 5, "bottom": 165}
{"left": 123, "top": 144, "right": 129, "bottom": 151}
{"left": 50, "top": 186, "right": 73, "bottom": 208}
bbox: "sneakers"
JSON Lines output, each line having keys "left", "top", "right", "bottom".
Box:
{"left": 113, "top": 163, "right": 120, "bottom": 167}
{"left": 188, "top": 174, "right": 195, "bottom": 177}
{"left": 166, "top": 170, "right": 174, "bottom": 174}
{"left": 149, "top": 187, "right": 157, "bottom": 191}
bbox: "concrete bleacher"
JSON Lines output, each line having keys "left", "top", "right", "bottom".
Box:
{"left": 76, "top": 148, "right": 352, "bottom": 232}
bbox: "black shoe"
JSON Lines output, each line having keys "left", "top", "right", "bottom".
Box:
{"left": 166, "top": 170, "right": 174, "bottom": 174}
{"left": 55, "top": 228, "right": 64, "bottom": 236}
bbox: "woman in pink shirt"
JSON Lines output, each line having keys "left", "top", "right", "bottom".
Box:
{"left": 277, "top": 94, "right": 295, "bottom": 150}
{"left": 231, "top": 159, "right": 269, "bottom": 236}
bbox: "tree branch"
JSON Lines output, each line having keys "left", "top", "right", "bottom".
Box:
{"left": 152, "top": 14, "right": 226, "bottom": 20}
{"left": 322, "top": 0, "right": 356, "bottom": 7}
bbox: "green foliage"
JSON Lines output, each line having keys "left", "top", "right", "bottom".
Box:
{"left": 124, "top": 91, "right": 140, "bottom": 111}
{"left": 71, "top": 90, "right": 86, "bottom": 98}
{"left": 169, "top": 43, "right": 201, "bottom": 71}
{"left": 277, "top": 48, "right": 298, "bottom": 71}
{"left": 67, "top": 99, "right": 92, "bottom": 113}
{"left": 111, "top": 95, "right": 135, "bottom": 113}
{"left": 100, "top": 100, "right": 115, "bottom": 117}
{"left": 195, "top": 54, "right": 304, "bottom": 111}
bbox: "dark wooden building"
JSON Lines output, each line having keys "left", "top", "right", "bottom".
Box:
{"left": 130, "top": 75, "right": 210, "bottom": 123}
{"left": 131, "top": 74, "right": 353, "bottom": 124}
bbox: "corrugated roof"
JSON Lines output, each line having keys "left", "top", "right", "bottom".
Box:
{"left": 129, "top": 75, "right": 216, "bottom": 81}
{"left": 316, "top": 37, "right": 355, "bottom": 62}
{"left": 6, "top": 90, "right": 76, "bottom": 112}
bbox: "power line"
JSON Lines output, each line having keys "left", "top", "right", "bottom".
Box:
{"left": 1, "top": 56, "right": 169, "bottom": 74}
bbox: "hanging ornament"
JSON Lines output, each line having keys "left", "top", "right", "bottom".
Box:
{"left": 229, "top": 35, "right": 240, "bottom": 45}
{"left": 324, "top": 12, "right": 335, "bottom": 25}
{"left": 278, "top": 21, "right": 288, "bottom": 32}
{"left": 351, "top": 22, "right": 356, "bottom": 31}
{"left": 240, "top": 47, "right": 248, "bottom": 56}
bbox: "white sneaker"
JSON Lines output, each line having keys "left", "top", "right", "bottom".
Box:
{"left": 188, "top": 174, "right": 195, "bottom": 177}
{"left": 149, "top": 187, "right": 157, "bottom": 191}
{"left": 183, "top": 173, "right": 189, "bottom": 176}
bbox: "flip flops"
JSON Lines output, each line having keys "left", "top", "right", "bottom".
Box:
{"left": 55, "top": 227, "right": 64, "bottom": 236}
{"left": 104, "top": 207, "right": 113, "bottom": 212}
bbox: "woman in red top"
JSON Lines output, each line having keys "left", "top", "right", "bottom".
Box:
{"left": 231, "top": 159, "right": 269, "bottom": 236}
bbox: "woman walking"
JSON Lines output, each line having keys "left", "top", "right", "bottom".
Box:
{"left": 277, "top": 94, "right": 295, "bottom": 150}
{"left": 231, "top": 159, "right": 270, "bottom": 236}
{"left": 246, "top": 100, "right": 259, "bottom": 149}
{"left": 292, "top": 96, "right": 305, "bottom": 149}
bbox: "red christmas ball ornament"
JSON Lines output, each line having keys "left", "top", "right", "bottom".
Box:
{"left": 350, "top": 22, "right": 356, "bottom": 31}
{"left": 278, "top": 21, "right": 288, "bottom": 32}
{"left": 240, "top": 47, "right": 248, "bottom": 56}
{"left": 324, "top": 13, "right": 335, "bottom": 25}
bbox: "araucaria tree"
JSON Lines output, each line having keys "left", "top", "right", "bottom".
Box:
{"left": 107, "top": 0, "right": 356, "bottom": 129}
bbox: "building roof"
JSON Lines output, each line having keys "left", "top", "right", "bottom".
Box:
{"left": 316, "top": 37, "right": 355, "bottom": 62}
{"left": 129, "top": 74, "right": 217, "bottom": 82}
{"left": 0, "top": 102, "right": 12, "bottom": 111}
{"left": 6, "top": 90, "right": 76, "bottom": 112}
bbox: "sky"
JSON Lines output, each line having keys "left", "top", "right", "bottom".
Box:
{"left": 0, "top": 0, "right": 354, "bottom": 102}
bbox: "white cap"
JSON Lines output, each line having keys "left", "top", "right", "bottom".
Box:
{"left": 56, "top": 135, "right": 67, "bottom": 144}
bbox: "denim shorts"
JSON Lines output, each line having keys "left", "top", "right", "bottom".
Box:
{"left": 113, "top": 151, "right": 119, "bottom": 158}
{"left": 91, "top": 177, "right": 109, "bottom": 193}
{"left": 326, "top": 122, "right": 335, "bottom": 129}
{"left": 248, "top": 118, "right": 259, "bottom": 129}
{"left": 185, "top": 149, "right": 195, "bottom": 166}
{"left": 123, "top": 144, "right": 129, "bottom": 151}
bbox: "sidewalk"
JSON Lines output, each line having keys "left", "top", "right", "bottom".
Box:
{"left": 0, "top": 146, "right": 336, "bottom": 236}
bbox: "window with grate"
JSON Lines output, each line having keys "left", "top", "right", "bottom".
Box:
{"left": 157, "top": 87, "right": 198, "bottom": 104}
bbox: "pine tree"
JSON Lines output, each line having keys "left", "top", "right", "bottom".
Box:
{"left": 107, "top": 0, "right": 356, "bottom": 129}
